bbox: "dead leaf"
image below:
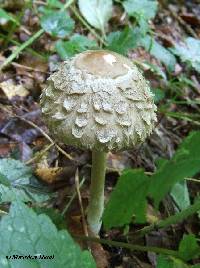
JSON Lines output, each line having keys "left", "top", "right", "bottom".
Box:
{"left": 0, "top": 80, "right": 29, "bottom": 99}
{"left": 35, "top": 167, "right": 64, "bottom": 184}
{"left": 35, "top": 166, "right": 76, "bottom": 184}
{"left": 107, "top": 152, "right": 132, "bottom": 172}
{"left": 0, "top": 142, "right": 14, "bottom": 158}
{"left": 146, "top": 204, "right": 161, "bottom": 224}
{"left": 180, "top": 13, "right": 200, "bottom": 26}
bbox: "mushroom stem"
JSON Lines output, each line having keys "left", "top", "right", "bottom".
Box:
{"left": 87, "top": 150, "right": 107, "bottom": 235}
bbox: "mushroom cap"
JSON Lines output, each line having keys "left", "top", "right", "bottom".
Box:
{"left": 40, "top": 50, "right": 157, "bottom": 152}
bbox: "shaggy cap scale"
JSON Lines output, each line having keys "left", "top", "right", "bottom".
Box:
{"left": 40, "top": 50, "right": 157, "bottom": 151}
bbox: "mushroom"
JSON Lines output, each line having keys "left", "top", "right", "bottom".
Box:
{"left": 40, "top": 50, "right": 157, "bottom": 235}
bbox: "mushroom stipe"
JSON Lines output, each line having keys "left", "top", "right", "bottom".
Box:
{"left": 40, "top": 50, "right": 157, "bottom": 235}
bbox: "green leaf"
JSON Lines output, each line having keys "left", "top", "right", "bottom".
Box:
{"left": 38, "top": 0, "right": 63, "bottom": 12}
{"left": 47, "top": 0, "right": 64, "bottom": 8}
{"left": 0, "top": 158, "right": 51, "bottom": 203}
{"left": 103, "top": 169, "right": 149, "bottom": 229}
{"left": 123, "top": 0, "right": 158, "bottom": 20}
{"left": 157, "top": 255, "right": 188, "bottom": 268}
{"left": 55, "top": 34, "right": 98, "bottom": 59}
{"left": 149, "top": 131, "right": 200, "bottom": 207}
{"left": 0, "top": 172, "right": 11, "bottom": 187}
{"left": 140, "top": 35, "right": 176, "bottom": 71}
{"left": 0, "top": 158, "right": 32, "bottom": 182}
{"left": 40, "top": 10, "right": 74, "bottom": 38}
{"left": 82, "top": 251, "right": 96, "bottom": 268}
{"left": 103, "top": 132, "right": 200, "bottom": 229}
{"left": 157, "top": 255, "right": 174, "bottom": 268}
{"left": 0, "top": 201, "right": 96, "bottom": 268}
{"left": 106, "top": 27, "right": 140, "bottom": 55}
{"left": 178, "top": 234, "right": 200, "bottom": 261}
{"left": 34, "top": 207, "right": 66, "bottom": 230}
{"left": 123, "top": 0, "right": 156, "bottom": 35}
{"left": 0, "top": 8, "right": 19, "bottom": 24}
{"left": 171, "top": 37, "right": 200, "bottom": 73}
{"left": 137, "top": 15, "right": 150, "bottom": 35}
{"left": 78, "top": 0, "right": 113, "bottom": 31}
{"left": 170, "top": 180, "right": 190, "bottom": 211}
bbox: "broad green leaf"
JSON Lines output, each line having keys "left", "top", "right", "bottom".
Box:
{"left": 140, "top": 35, "right": 176, "bottom": 71}
{"left": 137, "top": 15, "right": 150, "bottom": 35}
{"left": 47, "top": 0, "right": 64, "bottom": 8}
{"left": 149, "top": 131, "right": 200, "bottom": 207}
{"left": 0, "top": 158, "right": 32, "bottom": 182}
{"left": 106, "top": 27, "right": 140, "bottom": 55}
{"left": 103, "top": 132, "right": 200, "bottom": 229}
{"left": 157, "top": 255, "right": 188, "bottom": 268}
{"left": 123, "top": 0, "right": 158, "bottom": 20}
{"left": 0, "top": 201, "right": 96, "bottom": 268}
{"left": 34, "top": 207, "right": 66, "bottom": 230}
{"left": 171, "top": 37, "right": 200, "bottom": 73}
{"left": 82, "top": 251, "right": 96, "bottom": 268}
{"left": 157, "top": 255, "right": 174, "bottom": 268}
{"left": 178, "top": 234, "right": 200, "bottom": 261}
{"left": 78, "top": 0, "right": 113, "bottom": 31}
{"left": 39, "top": 0, "right": 64, "bottom": 13}
{"left": 0, "top": 8, "right": 19, "bottom": 24}
{"left": 40, "top": 10, "right": 74, "bottom": 38}
{"left": 170, "top": 180, "right": 190, "bottom": 211}
{"left": 0, "top": 158, "right": 51, "bottom": 203}
{"left": 155, "top": 158, "right": 168, "bottom": 169}
{"left": 56, "top": 34, "right": 98, "bottom": 59}
{"left": 0, "top": 172, "right": 10, "bottom": 187}
{"left": 103, "top": 169, "right": 149, "bottom": 229}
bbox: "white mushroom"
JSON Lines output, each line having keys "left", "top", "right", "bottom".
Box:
{"left": 40, "top": 50, "right": 157, "bottom": 235}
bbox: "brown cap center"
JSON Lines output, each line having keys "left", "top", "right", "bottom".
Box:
{"left": 74, "top": 50, "right": 133, "bottom": 78}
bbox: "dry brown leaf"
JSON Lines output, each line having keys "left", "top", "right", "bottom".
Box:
{"left": 0, "top": 143, "right": 14, "bottom": 158}
{"left": 35, "top": 167, "right": 65, "bottom": 184}
{"left": 146, "top": 204, "right": 161, "bottom": 224}
{"left": 107, "top": 152, "right": 132, "bottom": 172}
{"left": 0, "top": 80, "right": 29, "bottom": 99}
{"left": 35, "top": 166, "right": 76, "bottom": 184}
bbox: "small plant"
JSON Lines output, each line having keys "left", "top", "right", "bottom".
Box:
{"left": 40, "top": 49, "right": 157, "bottom": 234}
